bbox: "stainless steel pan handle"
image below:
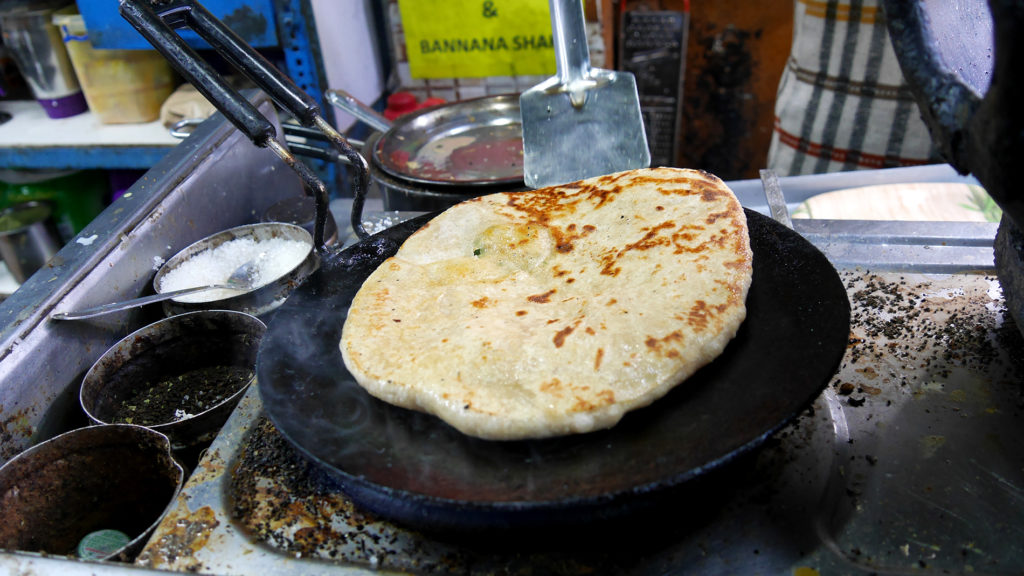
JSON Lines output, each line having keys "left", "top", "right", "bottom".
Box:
{"left": 326, "top": 89, "right": 393, "bottom": 134}
{"left": 119, "top": 0, "right": 371, "bottom": 246}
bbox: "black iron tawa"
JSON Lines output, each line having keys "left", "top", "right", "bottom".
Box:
{"left": 257, "top": 209, "right": 851, "bottom": 532}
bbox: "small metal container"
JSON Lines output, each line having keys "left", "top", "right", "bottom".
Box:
{"left": 0, "top": 0, "right": 88, "bottom": 118}
{"left": 152, "top": 222, "right": 318, "bottom": 318}
{"left": 363, "top": 124, "right": 526, "bottom": 213}
{"left": 0, "top": 424, "right": 184, "bottom": 561}
{"left": 0, "top": 200, "right": 62, "bottom": 282}
{"left": 80, "top": 310, "right": 266, "bottom": 450}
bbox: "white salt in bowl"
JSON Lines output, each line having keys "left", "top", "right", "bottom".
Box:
{"left": 153, "top": 222, "right": 318, "bottom": 317}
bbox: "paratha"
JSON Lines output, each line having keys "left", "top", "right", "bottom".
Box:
{"left": 340, "top": 167, "right": 753, "bottom": 440}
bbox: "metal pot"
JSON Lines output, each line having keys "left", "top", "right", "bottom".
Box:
{"left": 0, "top": 424, "right": 183, "bottom": 561}
{"left": 327, "top": 89, "right": 527, "bottom": 211}
{"left": 152, "top": 222, "right": 318, "bottom": 318}
{"left": 80, "top": 310, "right": 266, "bottom": 451}
{"left": 0, "top": 200, "right": 62, "bottom": 283}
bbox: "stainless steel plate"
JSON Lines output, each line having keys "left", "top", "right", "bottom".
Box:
{"left": 373, "top": 94, "right": 524, "bottom": 188}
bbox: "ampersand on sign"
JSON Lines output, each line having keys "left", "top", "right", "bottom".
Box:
{"left": 482, "top": 1, "right": 498, "bottom": 18}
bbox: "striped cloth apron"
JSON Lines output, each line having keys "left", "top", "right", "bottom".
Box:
{"left": 767, "top": 0, "right": 942, "bottom": 176}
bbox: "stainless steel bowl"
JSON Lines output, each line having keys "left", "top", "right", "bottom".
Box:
{"left": 79, "top": 310, "right": 266, "bottom": 451}
{"left": 152, "top": 222, "right": 318, "bottom": 317}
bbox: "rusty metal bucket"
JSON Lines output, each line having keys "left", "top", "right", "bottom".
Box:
{"left": 0, "top": 424, "right": 183, "bottom": 561}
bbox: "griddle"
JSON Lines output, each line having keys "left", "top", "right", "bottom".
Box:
{"left": 257, "top": 209, "right": 851, "bottom": 532}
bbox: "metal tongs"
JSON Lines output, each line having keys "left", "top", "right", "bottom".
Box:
{"left": 119, "top": 0, "right": 371, "bottom": 249}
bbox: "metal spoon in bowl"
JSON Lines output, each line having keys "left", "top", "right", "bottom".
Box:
{"left": 50, "top": 257, "right": 262, "bottom": 321}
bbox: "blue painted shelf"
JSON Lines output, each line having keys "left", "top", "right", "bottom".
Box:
{"left": 78, "top": 0, "right": 279, "bottom": 50}
{"left": 0, "top": 100, "right": 179, "bottom": 170}
{"left": 0, "top": 0, "right": 332, "bottom": 181}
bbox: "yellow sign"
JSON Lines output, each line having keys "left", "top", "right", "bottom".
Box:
{"left": 398, "top": 0, "right": 557, "bottom": 79}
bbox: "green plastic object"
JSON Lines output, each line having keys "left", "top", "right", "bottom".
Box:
{"left": 76, "top": 528, "right": 131, "bottom": 560}
{"left": 0, "top": 169, "right": 107, "bottom": 241}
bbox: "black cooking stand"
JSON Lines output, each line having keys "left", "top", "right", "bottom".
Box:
{"left": 119, "top": 0, "right": 371, "bottom": 249}
{"left": 257, "top": 209, "right": 851, "bottom": 533}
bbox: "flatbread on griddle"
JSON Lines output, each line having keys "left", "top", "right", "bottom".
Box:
{"left": 340, "top": 167, "right": 753, "bottom": 440}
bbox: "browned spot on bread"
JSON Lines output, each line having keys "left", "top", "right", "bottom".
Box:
{"left": 689, "top": 300, "right": 711, "bottom": 331}
{"left": 539, "top": 378, "right": 563, "bottom": 395}
{"left": 585, "top": 326, "right": 596, "bottom": 335}
{"left": 715, "top": 278, "right": 745, "bottom": 307}
{"left": 505, "top": 185, "right": 579, "bottom": 222}
{"left": 599, "top": 221, "right": 679, "bottom": 276}
{"left": 371, "top": 287, "right": 392, "bottom": 307}
{"left": 628, "top": 221, "right": 677, "bottom": 252}
{"left": 471, "top": 296, "right": 492, "bottom": 309}
{"left": 516, "top": 310, "right": 528, "bottom": 316}
{"left": 599, "top": 251, "right": 621, "bottom": 277}
{"left": 594, "top": 348, "right": 604, "bottom": 370}
{"left": 705, "top": 210, "right": 732, "bottom": 225}
{"left": 697, "top": 181, "right": 731, "bottom": 203}
{"left": 688, "top": 300, "right": 728, "bottom": 332}
{"left": 528, "top": 289, "right": 556, "bottom": 303}
{"left": 644, "top": 330, "right": 685, "bottom": 356}
{"left": 725, "top": 257, "right": 751, "bottom": 270}
{"left": 553, "top": 321, "right": 579, "bottom": 348}
{"left": 551, "top": 220, "right": 597, "bottom": 254}
{"left": 669, "top": 225, "right": 703, "bottom": 251}
{"left": 701, "top": 188, "right": 727, "bottom": 203}
{"left": 571, "top": 389, "right": 615, "bottom": 412}
{"left": 571, "top": 397, "right": 595, "bottom": 412}
{"left": 502, "top": 185, "right": 613, "bottom": 254}
{"left": 578, "top": 178, "right": 624, "bottom": 209}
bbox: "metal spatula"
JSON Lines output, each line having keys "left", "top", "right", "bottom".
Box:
{"left": 520, "top": 0, "right": 650, "bottom": 189}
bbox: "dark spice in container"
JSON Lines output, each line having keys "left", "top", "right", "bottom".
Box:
{"left": 111, "top": 366, "right": 253, "bottom": 426}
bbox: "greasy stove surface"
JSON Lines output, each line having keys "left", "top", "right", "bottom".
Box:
{"left": 131, "top": 270, "right": 1024, "bottom": 575}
